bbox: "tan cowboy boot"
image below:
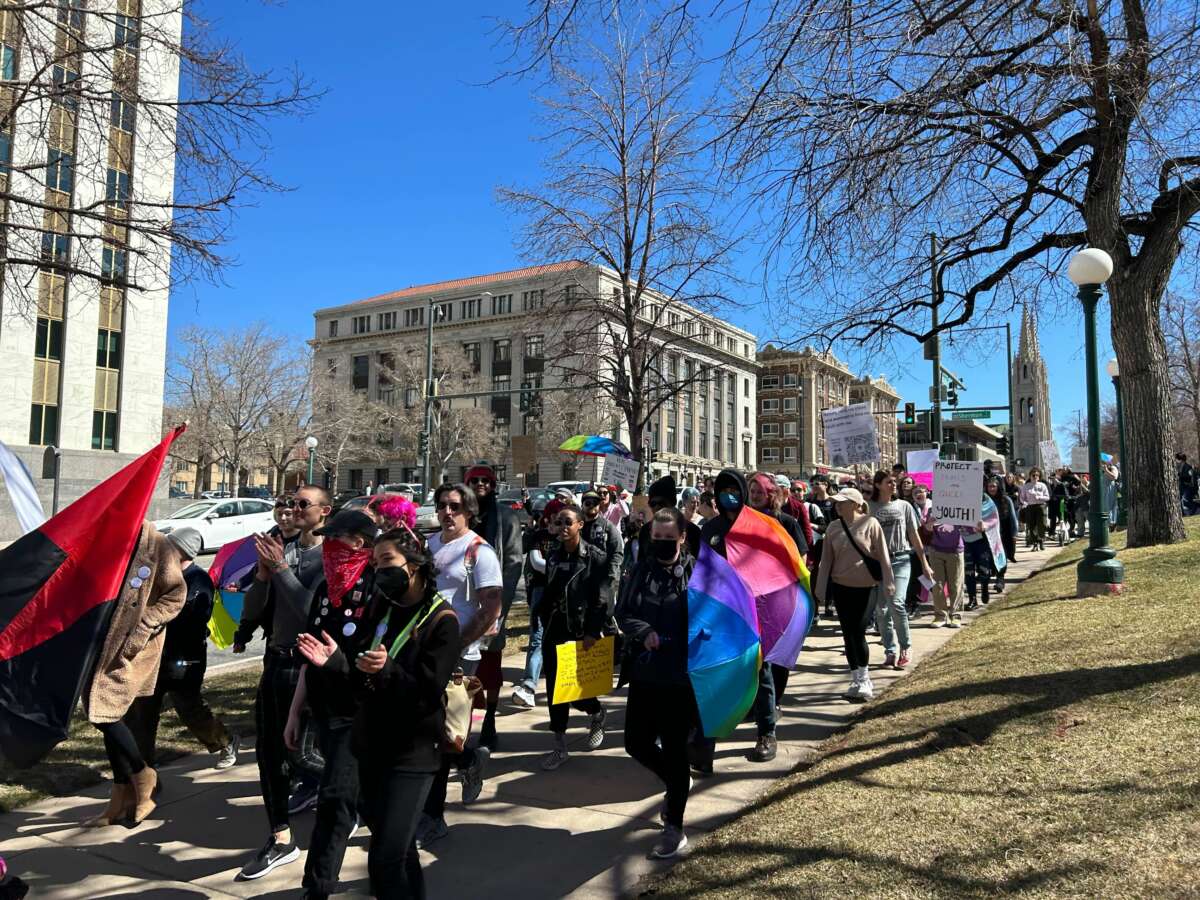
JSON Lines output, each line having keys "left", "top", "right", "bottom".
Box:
{"left": 129, "top": 766, "right": 158, "bottom": 823}
{"left": 85, "top": 783, "right": 131, "bottom": 827}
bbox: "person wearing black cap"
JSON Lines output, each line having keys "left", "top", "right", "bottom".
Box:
{"left": 464, "top": 462, "right": 523, "bottom": 750}
{"left": 125, "top": 527, "right": 238, "bottom": 773}
{"left": 288, "top": 509, "right": 378, "bottom": 900}
{"left": 581, "top": 487, "right": 624, "bottom": 607}
{"left": 635, "top": 475, "right": 700, "bottom": 565}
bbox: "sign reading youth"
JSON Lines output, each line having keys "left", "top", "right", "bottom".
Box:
{"left": 821, "top": 402, "right": 879, "bottom": 467}
{"left": 933, "top": 460, "right": 984, "bottom": 526}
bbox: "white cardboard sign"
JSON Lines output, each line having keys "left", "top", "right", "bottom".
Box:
{"left": 601, "top": 454, "right": 640, "bottom": 491}
{"left": 932, "top": 460, "right": 984, "bottom": 526}
{"left": 1038, "top": 439, "right": 1062, "bottom": 471}
{"left": 821, "top": 402, "right": 879, "bottom": 467}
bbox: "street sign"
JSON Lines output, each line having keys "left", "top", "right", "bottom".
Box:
{"left": 951, "top": 410, "right": 991, "bottom": 420}
{"left": 928, "top": 385, "right": 947, "bottom": 403}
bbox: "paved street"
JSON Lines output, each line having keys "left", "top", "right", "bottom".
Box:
{"left": 0, "top": 544, "right": 1063, "bottom": 899}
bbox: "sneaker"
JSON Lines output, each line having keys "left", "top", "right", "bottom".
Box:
{"left": 461, "top": 746, "right": 489, "bottom": 804}
{"left": 749, "top": 733, "right": 777, "bottom": 762}
{"left": 896, "top": 650, "right": 910, "bottom": 669}
{"left": 883, "top": 651, "right": 897, "bottom": 669}
{"left": 965, "top": 598, "right": 978, "bottom": 611}
{"left": 238, "top": 836, "right": 300, "bottom": 880}
{"left": 858, "top": 676, "right": 875, "bottom": 701}
{"left": 414, "top": 814, "right": 447, "bottom": 849}
{"left": 287, "top": 782, "right": 319, "bottom": 816}
{"left": 649, "top": 824, "right": 689, "bottom": 859}
{"left": 844, "top": 673, "right": 862, "bottom": 700}
{"left": 995, "top": 578, "right": 1005, "bottom": 594}
{"left": 478, "top": 715, "right": 498, "bottom": 752}
{"left": 587, "top": 707, "right": 607, "bottom": 751}
{"left": 947, "top": 618, "right": 962, "bottom": 629}
{"left": 348, "top": 815, "right": 362, "bottom": 841}
{"left": 511, "top": 686, "right": 536, "bottom": 708}
{"left": 542, "top": 734, "right": 569, "bottom": 771}
{"left": 214, "top": 734, "right": 240, "bottom": 770}
{"left": 930, "top": 615, "right": 946, "bottom": 628}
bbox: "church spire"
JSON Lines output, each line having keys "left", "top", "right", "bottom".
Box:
{"left": 1018, "top": 305, "right": 1040, "bottom": 358}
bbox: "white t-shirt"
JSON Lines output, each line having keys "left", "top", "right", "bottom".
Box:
{"left": 429, "top": 529, "right": 503, "bottom": 661}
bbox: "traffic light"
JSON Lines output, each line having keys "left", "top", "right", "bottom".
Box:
{"left": 519, "top": 381, "right": 533, "bottom": 413}
{"left": 645, "top": 446, "right": 656, "bottom": 465}
{"left": 418, "top": 431, "right": 429, "bottom": 460}
{"left": 997, "top": 435, "right": 1010, "bottom": 456}
{"left": 904, "top": 402, "right": 916, "bottom": 425}
{"left": 946, "top": 388, "right": 959, "bottom": 407}
{"left": 939, "top": 441, "right": 958, "bottom": 460}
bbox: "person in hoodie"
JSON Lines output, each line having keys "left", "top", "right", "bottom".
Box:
{"left": 463, "top": 463, "right": 523, "bottom": 751}
{"left": 617, "top": 506, "right": 697, "bottom": 860}
{"left": 635, "top": 475, "right": 701, "bottom": 565}
{"left": 290, "top": 509, "right": 379, "bottom": 900}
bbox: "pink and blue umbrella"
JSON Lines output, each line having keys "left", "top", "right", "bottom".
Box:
{"left": 557, "top": 435, "right": 633, "bottom": 458}
{"left": 206, "top": 535, "right": 258, "bottom": 648}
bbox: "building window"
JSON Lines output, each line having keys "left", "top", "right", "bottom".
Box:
{"left": 743, "top": 440, "right": 751, "bottom": 468}
{"left": 784, "top": 446, "right": 796, "bottom": 461}
{"left": 462, "top": 342, "right": 481, "bottom": 371}
{"left": 743, "top": 377, "right": 750, "bottom": 397}
{"left": 114, "top": 12, "right": 139, "bottom": 48}
{"left": 349, "top": 469, "right": 363, "bottom": 490}
{"left": 436, "top": 301, "right": 453, "bottom": 322}
{"left": 762, "top": 447, "right": 779, "bottom": 462}
{"left": 491, "top": 293, "right": 512, "bottom": 315}
{"left": 525, "top": 334, "right": 544, "bottom": 358}
{"left": 352, "top": 315, "right": 370, "bottom": 334}
{"left": 404, "top": 307, "right": 424, "bottom": 327}
{"left": 784, "top": 422, "right": 798, "bottom": 436}
{"left": 460, "top": 297, "right": 482, "bottom": 319}
{"left": 1, "top": 45, "right": 14, "bottom": 81}
{"left": 52, "top": 65, "right": 79, "bottom": 109}
{"left": 378, "top": 311, "right": 396, "bottom": 330}
{"left": 761, "top": 398, "right": 779, "bottom": 412}
{"left": 96, "top": 329, "right": 121, "bottom": 368}
{"left": 761, "top": 376, "right": 779, "bottom": 389}
{"left": 683, "top": 427, "right": 693, "bottom": 456}
{"left": 352, "top": 354, "right": 369, "bottom": 390}
{"left": 328, "top": 319, "right": 339, "bottom": 337}
{"left": 41, "top": 231, "right": 69, "bottom": 264}
{"left": 522, "top": 289, "right": 544, "bottom": 310}
{"left": 105, "top": 167, "right": 130, "bottom": 209}
{"left": 110, "top": 91, "right": 135, "bottom": 132}
{"left": 35, "top": 318, "right": 64, "bottom": 360}
{"left": 43, "top": 148, "right": 73, "bottom": 193}
{"left": 699, "top": 431, "right": 707, "bottom": 458}
{"left": 493, "top": 373, "right": 511, "bottom": 392}
{"left": 493, "top": 339, "right": 511, "bottom": 363}
{"left": 761, "top": 423, "right": 779, "bottom": 436}
{"left": 784, "top": 373, "right": 798, "bottom": 387}
{"left": 727, "top": 435, "right": 735, "bottom": 461}
{"left": 666, "top": 427, "right": 677, "bottom": 453}
{"left": 784, "top": 397, "right": 797, "bottom": 412}
{"left": 102, "top": 246, "right": 128, "bottom": 283}
{"left": 29, "top": 403, "right": 58, "bottom": 445}
{"left": 91, "top": 410, "right": 118, "bottom": 450}
{"left": 743, "top": 407, "right": 749, "bottom": 427}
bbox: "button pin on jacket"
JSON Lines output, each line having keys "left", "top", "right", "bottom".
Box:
{"left": 137, "top": 566, "right": 151, "bottom": 579}
{"left": 130, "top": 577, "right": 143, "bottom": 589}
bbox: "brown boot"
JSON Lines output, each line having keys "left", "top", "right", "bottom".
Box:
{"left": 85, "top": 783, "right": 132, "bottom": 827}
{"left": 129, "top": 766, "right": 158, "bottom": 823}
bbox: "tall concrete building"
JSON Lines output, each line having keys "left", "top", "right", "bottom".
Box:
{"left": 756, "top": 345, "right": 900, "bottom": 477}
{"left": 0, "top": 1, "right": 181, "bottom": 485}
{"left": 311, "top": 261, "right": 759, "bottom": 491}
{"left": 1011, "top": 307, "right": 1053, "bottom": 468}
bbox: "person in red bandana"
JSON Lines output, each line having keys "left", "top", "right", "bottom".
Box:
{"left": 289, "top": 509, "right": 378, "bottom": 900}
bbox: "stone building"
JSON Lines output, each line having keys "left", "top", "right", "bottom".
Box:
{"left": 311, "top": 261, "right": 758, "bottom": 491}
{"left": 1011, "top": 307, "right": 1054, "bottom": 468}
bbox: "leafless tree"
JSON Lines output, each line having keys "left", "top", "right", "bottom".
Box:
{"left": 503, "top": 0, "right": 1196, "bottom": 545}
{"left": 308, "top": 370, "right": 393, "bottom": 492}
{"left": 1164, "top": 291, "right": 1200, "bottom": 461}
{"left": 257, "top": 379, "right": 311, "bottom": 495}
{"left": 498, "top": 13, "right": 738, "bottom": 490}
{"left": 0, "top": 1, "right": 315, "bottom": 316}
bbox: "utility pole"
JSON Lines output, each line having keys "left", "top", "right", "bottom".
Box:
{"left": 1005, "top": 321, "right": 1014, "bottom": 469}
{"left": 929, "top": 233, "right": 943, "bottom": 445}
{"left": 420, "top": 298, "right": 436, "bottom": 496}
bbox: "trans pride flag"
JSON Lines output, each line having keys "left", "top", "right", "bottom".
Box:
{"left": 724, "top": 506, "right": 814, "bottom": 668}
{"left": 687, "top": 545, "right": 761, "bottom": 738}
{"left": 207, "top": 535, "right": 257, "bottom": 648}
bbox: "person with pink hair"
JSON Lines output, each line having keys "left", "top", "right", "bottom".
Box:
{"left": 369, "top": 494, "right": 418, "bottom": 532}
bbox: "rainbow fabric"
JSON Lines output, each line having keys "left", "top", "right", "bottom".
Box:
{"left": 206, "top": 535, "right": 257, "bottom": 649}
{"left": 687, "top": 544, "right": 761, "bottom": 738}
{"left": 557, "top": 434, "right": 633, "bottom": 458}
{"left": 723, "top": 506, "right": 814, "bottom": 668}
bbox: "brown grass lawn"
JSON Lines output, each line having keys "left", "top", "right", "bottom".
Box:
{"left": 649, "top": 522, "right": 1200, "bottom": 899}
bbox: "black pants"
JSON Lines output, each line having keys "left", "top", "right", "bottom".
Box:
{"left": 964, "top": 539, "right": 993, "bottom": 604}
{"left": 624, "top": 681, "right": 695, "bottom": 828}
{"left": 360, "top": 765, "right": 434, "bottom": 899}
{"left": 424, "top": 656, "right": 479, "bottom": 819}
{"left": 542, "top": 640, "right": 602, "bottom": 734}
{"left": 831, "top": 582, "right": 874, "bottom": 670}
{"left": 255, "top": 651, "right": 303, "bottom": 832}
{"left": 752, "top": 661, "right": 789, "bottom": 737}
{"left": 126, "top": 669, "right": 229, "bottom": 768}
{"left": 95, "top": 720, "right": 145, "bottom": 784}
{"left": 302, "top": 715, "right": 359, "bottom": 896}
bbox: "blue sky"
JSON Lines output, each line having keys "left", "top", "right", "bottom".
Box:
{"left": 169, "top": 1, "right": 1116, "bottom": 438}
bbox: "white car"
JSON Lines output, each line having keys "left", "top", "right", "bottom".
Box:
{"left": 154, "top": 498, "right": 276, "bottom": 552}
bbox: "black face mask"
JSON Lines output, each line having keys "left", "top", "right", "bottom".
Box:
{"left": 374, "top": 566, "right": 411, "bottom": 604}
{"left": 651, "top": 539, "right": 679, "bottom": 563}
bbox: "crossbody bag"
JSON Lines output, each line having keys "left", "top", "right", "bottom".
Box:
{"left": 838, "top": 518, "right": 883, "bottom": 583}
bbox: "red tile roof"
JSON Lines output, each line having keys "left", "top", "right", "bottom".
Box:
{"left": 350, "top": 260, "right": 590, "bottom": 306}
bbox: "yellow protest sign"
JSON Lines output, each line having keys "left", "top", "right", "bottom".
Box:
{"left": 552, "top": 636, "right": 615, "bottom": 705}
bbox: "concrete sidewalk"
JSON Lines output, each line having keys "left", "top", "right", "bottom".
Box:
{"left": 0, "top": 545, "right": 1063, "bottom": 899}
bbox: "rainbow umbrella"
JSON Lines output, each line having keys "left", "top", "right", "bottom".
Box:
{"left": 557, "top": 435, "right": 633, "bottom": 458}
{"left": 688, "top": 544, "right": 761, "bottom": 738}
{"left": 206, "top": 535, "right": 258, "bottom": 648}
{"left": 724, "top": 506, "right": 814, "bottom": 668}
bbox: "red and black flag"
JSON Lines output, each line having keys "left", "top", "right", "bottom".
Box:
{"left": 0, "top": 425, "right": 184, "bottom": 768}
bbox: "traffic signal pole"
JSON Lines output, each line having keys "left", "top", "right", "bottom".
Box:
{"left": 930, "top": 233, "right": 943, "bottom": 445}
{"left": 421, "top": 297, "right": 436, "bottom": 496}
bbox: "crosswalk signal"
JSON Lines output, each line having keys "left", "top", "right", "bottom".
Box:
{"left": 904, "top": 402, "right": 916, "bottom": 425}
{"left": 519, "top": 381, "right": 534, "bottom": 413}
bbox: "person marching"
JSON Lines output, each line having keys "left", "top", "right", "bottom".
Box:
{"left": 986, "top": 477, "right": 1019, "bottom": 592}
{"left": 1019, "top": 467, "right": 1050, "bottom": 550}
{"left": 512, "top": 498, "right": 565, "bottom": 709}
{"left": 868, "top": 471, "right": 934, "bottom": 670}
{"left": 581, "top": 485, "right": 625, "bottom": 612}
{"left": 814, "top": 487, "right": 894, "bottom": 701}
{"left": 125, "top": 527, "right": 238, "bottom": 773}
{"left": 539, "top": 505, "right": 610, "bottom": 771}
{"left": 83, "top": 521, "right": 186, "bottom": 827}
{"left": 617, "top": 506, "right": 698, "bottom": 859}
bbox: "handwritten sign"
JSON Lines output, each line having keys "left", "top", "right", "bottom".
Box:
{"left": 907, "top": 449, "right": 938, "bottom": 489}
{"left": 1070, "top": 445, "right": 1089, "bottom": 472}
{"left": 602, "top": 454, "right": 640, "bottom": 492}
{"left": 1038, "top": 439, "right": 1062, "bottom": 471}
{"left": 821, "top": 402, "right": 879, "bottom": 466}
{"left": 511, "top": 435, "right": 537, "bottom": 474}
{"left": 553, "top": 636, "right": 615, "bottom": 704}
{"left": 932, "top": 460, "right": 984, "bottom": 526}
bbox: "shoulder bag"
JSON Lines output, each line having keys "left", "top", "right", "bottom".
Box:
{"left": 838, "top": 518, "right": 883, "bottom": 583}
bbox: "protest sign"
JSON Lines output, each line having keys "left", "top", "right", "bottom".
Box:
{"left": 601, "top": 454, "right": 640, "bottom": 492}
{"left": 932, "top": 460, "right": 984, "bottom": 526}
{"left": 1039, "top": 439, "right": 1062, "bottom": 471}
{"left": 980, "top": 496, "right": 1008, "bottom": 571}
{"left": 1070, "top": 445, "right": 1089, "bottom": 471}
{"left": 906, "top": 449, "right": 939, "bottom": 489}
{"left": 821, "top": 402, "right": 879, "bottom": 467}
{"left": 553, "top": 636, "right": 615, "bottom": 704}
{"left": 511, "top": 435, "right": 537, "bottom": 475}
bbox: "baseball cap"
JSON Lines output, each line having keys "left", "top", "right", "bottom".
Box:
{"left": 314, "top": 509, "right": 378, "bottom": 542}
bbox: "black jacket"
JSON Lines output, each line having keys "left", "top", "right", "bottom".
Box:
{"left": 699, "top": 469, "right": 750, "bottom": 558}
{"left": 767, "top": 508, "right": 808, "bottom": 556}
{"left": 157, "top": 563, "right": 214, "bottom": 683}
{"left": 344, "top": 595, "right": 461, "bottom": 772}
{"left": 238, "top": 528, "right": 324, "bottom": 649}
{"left": 540, "top": 538, "right": 609, "bottom": 639}
{"left": 616, "top": 553, "right": 693, "bottom": 687}
{"left": 304, "top": 565, "right": 374, "bottom": 719}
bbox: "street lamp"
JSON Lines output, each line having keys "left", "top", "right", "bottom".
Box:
{"left": 1106, "top": 358, "right": 1128, "bottom": 528}
{"left": 305, "top": 435, "right": 319, "bottom": 485}
{"left": 1068, "top": 248, "right": 1124, "bottom": 596}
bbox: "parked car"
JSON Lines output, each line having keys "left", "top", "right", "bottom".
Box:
{"left": 154, "top": 498, "right": 275, "bottom": 552}
{"left": 200, "top": 490, "right": 232, "bottom": 499}
{"left": 545, "top": 481, "right": 591, "bottom": 503}
{"left": 496, "top": 488, "right": 531, "bottom": 522}
{"left": 526, "top": 488, "right": 559, "bottom": 520}
{"left": 415, "top": 502, "right": 439, "bottom": 533}
{"left": 241, "top": 486, "right": 273, "bottom": 500}
{"left": 381, "top": 482, "right": 424, "bottom": 499}
{"left": 331, "top": 489, "right": 365, "bottom": 511}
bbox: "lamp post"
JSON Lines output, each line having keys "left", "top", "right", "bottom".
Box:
{"left": 1106, "top": 358, "right": 1128, "bottom": 528}
{"left": 305, "top": 435, "right": 318, "bottom": 485}
{"left": 1068, "top": 248, "right": 1124, "bottom": 596}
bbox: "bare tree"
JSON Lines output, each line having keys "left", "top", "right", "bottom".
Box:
{"left": 1164, "top": 292, "right": 1200, "bottom": 461}
{"left": 257, "top": 379, "right": 311, "bottom": 495}
{"left": 0, "top": 1, "right": 315, "bottom": 315}
{"left": 308, "top": 371, "right": 393, "bottom": 492}
{"left": 499, "top": 14, "right": 738, "bottom": 490}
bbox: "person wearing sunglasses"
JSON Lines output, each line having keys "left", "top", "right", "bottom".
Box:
{"left": 416, "top": 483, "right": 502, "bottom": 848}
{"left": 463, "top": 463, "right": 524, "bottom": 752}
{"left": 616, "top": 506, "right": 698, "bottom": 859}
{"left": 236, "top": 484, "right": 331, "bottom": 883}
{"left": 581, "top": 487, "right": 624, "bottom": 616}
